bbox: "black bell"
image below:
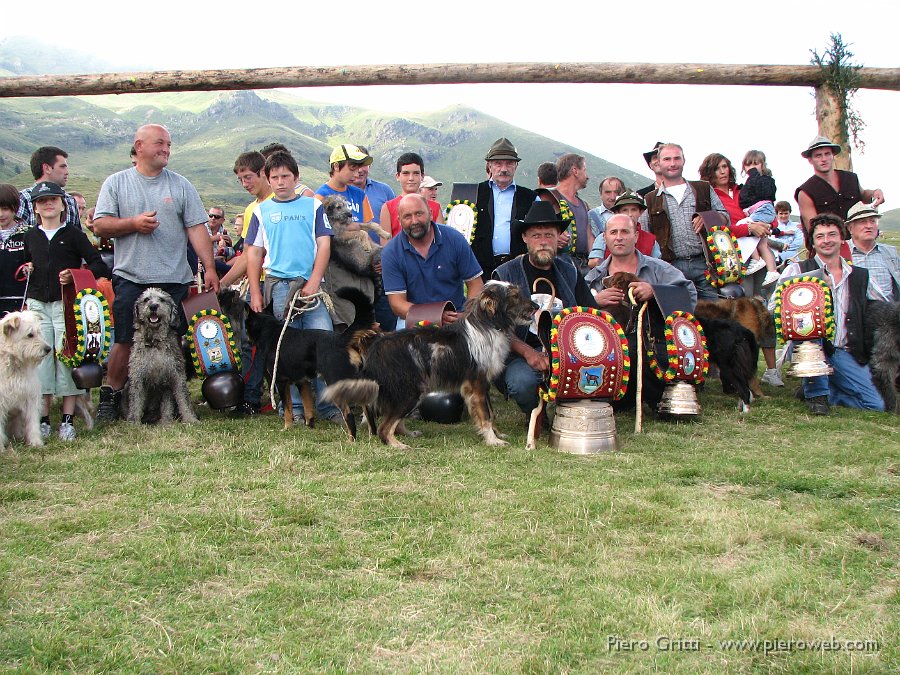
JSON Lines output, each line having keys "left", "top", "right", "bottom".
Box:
{"left": 201, "top": 372, "right": 245, "bottom": 410}
{"left": 418, "top": 392, "right": 465, "bottom": 424}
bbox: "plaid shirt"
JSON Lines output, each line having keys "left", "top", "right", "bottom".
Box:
{"left": 17, "top": 186, "right": 82, "bottom": 230}
{"left": 850, "top": 241, "right": 900, "bottom": 302}
{"left": 639, "top": 182, "right": 729, "bottom": 259}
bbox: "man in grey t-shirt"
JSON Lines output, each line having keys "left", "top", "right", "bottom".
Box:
{"left": 93, "top": 123, "right": 219, "bottom": 422}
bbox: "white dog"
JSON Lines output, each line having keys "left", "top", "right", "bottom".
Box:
{"left": 128, "top": 288, "right": 198, "bottom": 424}
{"left": 0, "top": 311, "right": 52, "bottom": 449}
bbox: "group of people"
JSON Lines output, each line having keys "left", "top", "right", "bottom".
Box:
{"left": 1, "top": 127, "right": 897, "bottom": 443}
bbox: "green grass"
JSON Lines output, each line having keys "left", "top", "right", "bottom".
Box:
{"left": 1, "top": 380, "right": 897, "bottom": 673}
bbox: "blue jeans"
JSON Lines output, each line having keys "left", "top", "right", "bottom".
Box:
{"left": 748, "top": 201, "right": 776, "bottom": 223}
{"left": 671, "top": 255, "right": 718, "bottom": 301}
{"left": 803, "top": 345, "right": 885, "bottom": 411}
{"left": 270, "top": 279, "right": 341, "bottom": 420}
{"left": 241, "top": 289, "right": 265, "bottom": 408}
{"left": 495, "top": 356, "right": 544, "bottom": 414}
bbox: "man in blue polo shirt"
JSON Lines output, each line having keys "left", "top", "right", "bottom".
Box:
{"left": 381, "top": 194, "right": 483, "bottom": 328}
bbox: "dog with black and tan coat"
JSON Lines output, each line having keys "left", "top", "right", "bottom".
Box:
{"left": 324, "top": 280, "right": 535, "bottom": 448}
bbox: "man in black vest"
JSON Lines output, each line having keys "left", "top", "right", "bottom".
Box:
{"left": 769, "top": 213, "right": 885, "bottom": 415}
{"left": 794, "top": 135, "right": 885, "bottom": 232}
{"left": 472, "top": 138, "right": 536, "bottom": 281}
{"left": 638, "top": 143, "right": 729, "bottom": 301}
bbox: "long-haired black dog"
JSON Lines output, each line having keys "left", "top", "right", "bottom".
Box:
{"left": 245, "top": 287, "right": 377, "bottom": 439}
{"left": 324, "top": 281, "right": 535, "bottom": 448}
{"left": 694, "top": 315, "right": 760, "bottom": 412}
{"left": 864, "top": 301, "right": 900, "bottom": 413}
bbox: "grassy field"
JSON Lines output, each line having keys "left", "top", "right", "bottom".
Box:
{"left": 1, "top": 375, "right": 897, "bottom": 673}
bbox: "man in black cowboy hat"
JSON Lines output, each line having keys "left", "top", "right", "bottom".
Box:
{"left": 636, "top": 141, "right": 664, "bottom": 198}
{"left": 492, "top": 201, "right": 596, "bottom": 418}
{"left": 472, "top": 138, "right": 537, "bottom": 281}
{"left": 794, "top": 135, "right": 885, "bottom": 232}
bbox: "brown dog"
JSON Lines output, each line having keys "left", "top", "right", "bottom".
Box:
{"left": 600, "top": 271, "right": 641, "bottom": 330}
{"left": 694, "top": 297, "right": 774, "bottom": 345}
{"left": 694, "top": 297, "right": 773, "bottom": 399}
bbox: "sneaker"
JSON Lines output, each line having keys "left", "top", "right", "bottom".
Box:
{"left": 806, "top": 395, "right": 830, "bottom": 416}
{"left": 58, "top": 422, "right": 76, "bottom": 441}
{"left": 40, "top": 421, "right": 52, "bottom": 440}
{"left": 745, "top": 258, "right": 766, "bottom": 275}
{"left": 96, "top": 386, "right": 122, "bottom": 423}
{"left": 761, "top": 368, "right": 784, "bottom": 387}
{"left": 763, "top": 270, "right": 781, "bottom": 286}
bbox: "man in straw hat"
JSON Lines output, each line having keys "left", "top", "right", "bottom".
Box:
{"left": 845, "top": 201, "right": 900, "bottom": 302}
{"left": 472, "top": 138, "right": 537, "bottom": 281}
{"left": 492, "top": 201, "right": 596, "bottom": 420}
{"left": 794, "top": 135, "right": 885, "bottom": 232}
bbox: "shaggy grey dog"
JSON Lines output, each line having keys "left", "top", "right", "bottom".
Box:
{"left": 128, "top": 288, "right": 198, "bottom": 424}
{"left": 864, "top": 301, "right": 900, "bottom": 413}
{"left": 323, "top": 195, "right": 388, "bottom": 280}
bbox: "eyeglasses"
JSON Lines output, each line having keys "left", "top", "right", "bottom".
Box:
{"left": 208, "top": 213, "right": 224, "bottom": 219}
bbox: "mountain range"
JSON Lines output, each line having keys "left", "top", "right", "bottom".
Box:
{"left": 0, "top": 37, "right": 649, "bottom": 218}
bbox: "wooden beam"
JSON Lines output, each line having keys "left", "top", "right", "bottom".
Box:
{"left": 1, "top": 62, "right": 899, "bottom": 98}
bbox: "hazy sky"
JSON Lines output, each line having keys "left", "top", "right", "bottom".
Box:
{"left": 3, "top": 0, "right": 897, "bottom": 210}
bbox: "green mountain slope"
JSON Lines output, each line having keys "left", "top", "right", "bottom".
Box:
{"left": 0, "top": 89, "right": 649, "bottom": 217}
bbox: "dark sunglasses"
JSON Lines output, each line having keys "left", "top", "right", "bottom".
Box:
{"left": 208, "top": 213, "right": 224, "bottom": 219}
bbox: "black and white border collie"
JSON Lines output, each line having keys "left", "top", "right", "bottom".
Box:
{"left": 324, "top": 280, "right": 535, "bottom": 448}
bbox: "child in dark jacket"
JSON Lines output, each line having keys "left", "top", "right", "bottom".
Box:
{"left": 24, "top": 181, "right": 110, "bottom": 441}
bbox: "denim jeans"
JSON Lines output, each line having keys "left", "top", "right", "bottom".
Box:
{"left": 270, "top": 279, "right": 341, "bottom": 420}
{"left": 671, "top": 255, "right": 718, "bottom": 301}
{"left": 495, "top": 356, "right": 544, "bottom": 414}
{"left": 803, "top": 344, "right": 885, "bottom": 411}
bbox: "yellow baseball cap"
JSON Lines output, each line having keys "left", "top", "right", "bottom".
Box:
{"left": 329, "top": 144, "right": 373, "bottom": 166}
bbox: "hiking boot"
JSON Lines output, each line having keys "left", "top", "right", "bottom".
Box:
{"left": 40, "top": 421, "right": 52, "bottom": 440}
{"left": 806, "top": 395, "right": 830, "bottom": 416}
{"left": 232, "top": 401, "right": 259, "bottom": 417}
{"left": 58, "top": 422, "right": 76, "bottom": 441}
{"left": 761, "top": 368, "right": 784, "bottom": 387}
{"left": 96, "top": 386, "right": 122, "bottom": 423}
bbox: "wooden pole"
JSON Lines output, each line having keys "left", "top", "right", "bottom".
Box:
{"left": 1, "top": 62, "right": 899, "bottom": 98}
{"left": 815, "top": 85, "right": 852, "bottom": 171}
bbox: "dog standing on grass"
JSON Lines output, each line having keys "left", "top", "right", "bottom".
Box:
{"left": 0, "top": 311, "right": 51, "bottom": 448}
{"left": 244, "top": 287, "right": 378, "bottom": 439}
{"left": 128, "top": 288, "right": 197, "bottom": 424}
{"left": 324, "top": 281, "right": 535, "bottom": 449}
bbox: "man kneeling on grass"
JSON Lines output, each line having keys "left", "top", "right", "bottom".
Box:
{"left": 586, "top": 213, "right": 697, "bottom": 412}
{"left": 769, "top": 213, "right": 886, "bottom": 415}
